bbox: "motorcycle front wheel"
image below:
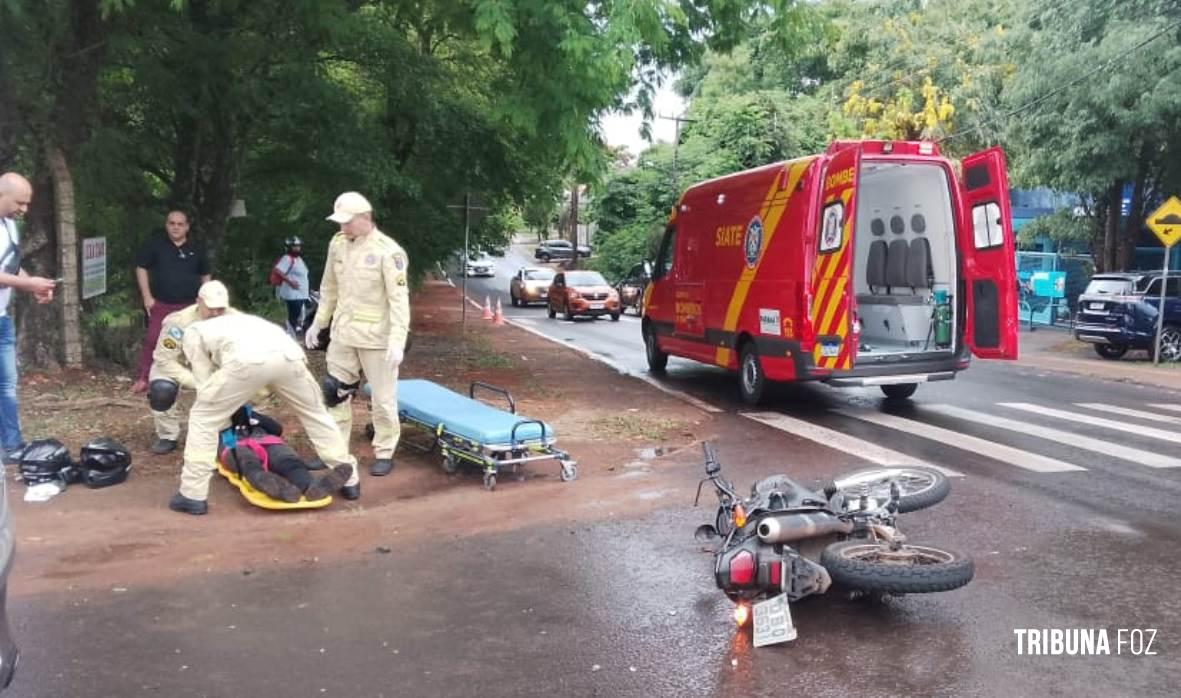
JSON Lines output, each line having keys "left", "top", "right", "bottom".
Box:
{"left": 820, "top": 540, "right": 974, "bottom": 594}
{"left": 832, "top": 466, "right": 950, "bottom": 513}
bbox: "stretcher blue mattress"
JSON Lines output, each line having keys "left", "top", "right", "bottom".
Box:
{"left": 398, "top": 379, "right": 553, "bottom": 445}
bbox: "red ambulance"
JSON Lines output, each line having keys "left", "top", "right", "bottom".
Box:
{"left": 642, "top": 140, "right": 1018, "bottom": 405}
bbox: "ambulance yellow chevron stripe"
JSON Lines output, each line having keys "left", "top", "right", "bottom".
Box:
{"left": 811, "top": 188, "right": 854, "bottom": 369}
{"left": 714, "top": 157, "right": 815, "bottom": 367}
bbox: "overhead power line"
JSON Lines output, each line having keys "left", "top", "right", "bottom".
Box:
{"left": 939, "top": 16, "right": 1181, "bottom": 145}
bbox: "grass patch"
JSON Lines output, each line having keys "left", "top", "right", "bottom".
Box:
{"left": 590, "top": 414, "right": 687, "bottom": 441}
{"left": 459, "top": 333, "right": 514, "bottom": 370}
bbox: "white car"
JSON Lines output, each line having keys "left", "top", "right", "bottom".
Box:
{"left": 465, "top": 253, "right": 496, "bottom": 278}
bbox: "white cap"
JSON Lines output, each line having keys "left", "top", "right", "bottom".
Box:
{"left": 326, "top": 192, "right": 373, "bottom": 224}
{"left": 197, "top": 280, "right": 229, "bottom": 309}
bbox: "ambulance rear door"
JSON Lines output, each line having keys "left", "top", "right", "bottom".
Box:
{"left": 958, "top": 147, "right": 1018, "bottom": 360}
{"left": 809, "top": 145, "right": 860, "bottom": 371}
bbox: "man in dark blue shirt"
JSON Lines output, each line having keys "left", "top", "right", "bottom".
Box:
{"left": 131, "top": 210, "right": 210, "bottom": 393}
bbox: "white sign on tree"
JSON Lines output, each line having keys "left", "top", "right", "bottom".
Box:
{"left": 81, "top": 237, "right": 107, "bottom": 299}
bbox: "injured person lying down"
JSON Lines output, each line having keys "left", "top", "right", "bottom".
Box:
{"left": 219, "top": 406, "right": 353, "bottom": 503}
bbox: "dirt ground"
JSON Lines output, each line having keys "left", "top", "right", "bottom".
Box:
{"left": 8, "top": 282, "right": 714, "bottom": 596}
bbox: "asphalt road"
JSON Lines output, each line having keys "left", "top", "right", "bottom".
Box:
{"left": 6, "top": 246, "right": 1180, "bottom": 697}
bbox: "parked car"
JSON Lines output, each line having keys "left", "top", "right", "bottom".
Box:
{"left": 509, "top": 267, "right": 555, "bottom": 306}
{"left": 534, "top": 239, "right": 591, "bottom": 262}
{"left": 464, "top": 252, "right": 496, "bottom": 278}
{"left": 0, "top": 467, "right": 18, "bottom": 689}
{"left": 1074, "top": 271, "right": 1181, "bottom": 361}
{"left": 614, "top": 262, "right": 651, "bottom": 316}
{"left": 547, "top": 270, "right": 621, "bottom": 321}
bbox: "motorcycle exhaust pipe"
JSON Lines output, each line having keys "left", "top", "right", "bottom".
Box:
{"left": 756, "top": 513, "right": 853, "bottom": 544}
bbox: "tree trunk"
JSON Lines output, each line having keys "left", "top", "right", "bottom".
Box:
{"left": 1102, "top": 180, "right": 1122, "bottom": 271}
{"left": 14, "top": 174, "right": 62, "bottom": 369}
{"left": 46, "top": 145, "right": 82, "bottom": 368}
{"left": 568, "top": 184, "right": 579, "bottom": 270}
{"left": 1119, "top": 142, "right": 1153, "bottom": 272}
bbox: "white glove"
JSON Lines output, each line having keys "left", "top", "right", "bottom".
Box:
{"left": 385, "top": 344, "right": 404, "bottom": 367}
{"left": 304, "top": 323, "right": 321, "bottom": 350}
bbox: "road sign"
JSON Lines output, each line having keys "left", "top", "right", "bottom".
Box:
{"left": 1145, "top": 196, "right": 1181, "bottom": 365}
{"left": 81, "top": 237, "right": 107, "bottom": 299}
{"left": 1146, "top": 196, "right": 1181, "bottom": 248}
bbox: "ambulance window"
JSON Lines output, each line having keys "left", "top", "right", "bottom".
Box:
{"left": 971, "top": 202, "right": 1004, "bottom": 249}
{"left": 965, "top": 164, "right": 991, "bottom": 191}
{"left": 654, "top": 224, "right": 677, "bottom": 280}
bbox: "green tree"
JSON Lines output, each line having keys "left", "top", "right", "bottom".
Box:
{"left": 1005, "top": 0, "right": 1181, "bottom": 271}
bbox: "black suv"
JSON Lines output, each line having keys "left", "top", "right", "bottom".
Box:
{"left": 534, "top": 239, "right": 591, "bottom": 262}
{"left": 1075, "top": 271, "right": 1181, "bottom": 361}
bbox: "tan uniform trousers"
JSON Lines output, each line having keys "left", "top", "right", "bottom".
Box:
{"left": 148, "top": 364, "right": 183, "bottom": 441}
{"left": 326, "top": 341, "right": 399, "bottom": 458}
{"left": 179, "top": 353, "right": 358, "bottom": 501}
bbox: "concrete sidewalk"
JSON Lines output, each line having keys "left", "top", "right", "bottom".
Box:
{"left": 1014, "top": 323, "right": 1181, "bottom": 391}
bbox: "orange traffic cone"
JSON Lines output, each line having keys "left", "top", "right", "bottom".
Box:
{"left": 482, "top": 296, "right": 493, "bottom": 320}
{"left": 493, "top": 298, "right": 506, "bottom": 326}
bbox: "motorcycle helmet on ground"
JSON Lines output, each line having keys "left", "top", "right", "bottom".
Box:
{"left": 78, "top": 437, "right": 132, "bottom": 488}
{"left": 17, "top": 439, "right": 77, "bottom": 486}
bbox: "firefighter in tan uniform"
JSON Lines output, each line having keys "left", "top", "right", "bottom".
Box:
{"left": 146, "top": 281, "right": 239, "bottom": 455}
{"left": 168, "top": 312, "right": 359, "bottom": 515}
{"left": 305, "top": 192, "right": 410, "bottom": 485}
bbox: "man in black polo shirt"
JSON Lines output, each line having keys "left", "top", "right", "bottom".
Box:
{"left": 131, "top": 210, "right": 211, "bottom": 393}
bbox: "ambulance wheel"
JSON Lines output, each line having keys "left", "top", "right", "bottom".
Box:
{"left": 483, "top": 472, "right": 497, "bottom": 491}
{"left": 644, "top": 325, "right": 668, "bottom": 373}
{"left": 442, "top": 453, "right": 460, "bottom": 474}
{"left": 880, "top": 383, "right": 918, "bottom": 400}
{"left": 739, "top": 344, "right": 768, "bottom": 406}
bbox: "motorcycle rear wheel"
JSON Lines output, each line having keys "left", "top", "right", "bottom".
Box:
{"left": 832, "top": 466, "right": 950, "bottom": 513}
{"left": 820, "top": 540, "right": 973, "bottom": 594}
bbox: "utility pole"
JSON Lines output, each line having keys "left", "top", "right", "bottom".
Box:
{"left": 659, "top": 112, "right": 696, "bottom": 192}
{"left": 446, "top": 191, "right": 489, "bottom": 333}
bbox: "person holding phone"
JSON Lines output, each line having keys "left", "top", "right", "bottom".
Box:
{"left": 0, "top": 172, "right": 58, "bottom": 463}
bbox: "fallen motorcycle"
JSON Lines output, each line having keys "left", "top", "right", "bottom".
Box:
{"left": 694, "top": 442, "right": 973, "bottom": 645}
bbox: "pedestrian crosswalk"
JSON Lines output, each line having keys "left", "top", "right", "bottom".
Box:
{"left": 742, "top": 401, "right": 1181, "bottom": 476}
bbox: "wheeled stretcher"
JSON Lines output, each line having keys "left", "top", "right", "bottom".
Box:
{"left": 395, "top": 379, "right": 577, "bottom": 490}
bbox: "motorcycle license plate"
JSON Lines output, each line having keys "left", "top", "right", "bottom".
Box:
{"left": 752, "top": 594, "right": 797, "bottom": 647}
{"left": 589, "top": 303, "right": 605, "bottom": 310}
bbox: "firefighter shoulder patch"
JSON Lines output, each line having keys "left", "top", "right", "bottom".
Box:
{"left": 167, "top": 326, "right": 183, "bottom": 340}
{"left": 162, "top": 338, "right": 178, "bottom": 350}
{"left": 396, "top": 273, "right": 407, "bottom": 286}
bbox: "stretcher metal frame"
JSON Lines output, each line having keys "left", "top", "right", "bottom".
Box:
{"left": 398, "top": 380, "right": 578, "bottom": 491}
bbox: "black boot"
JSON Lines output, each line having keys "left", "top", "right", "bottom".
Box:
{"left": 245, "top": 470, "right": 303, "bottom": 503}
{"left": 305, "top": 465, "right": 354, "bottom": 501}
{"left": 151, "top": 439, "right": 178, "bottom": 455}
{"left": 168, "top": 492, "right": 208, "bottom": 515}
{"left": 339, "top": 483, "right": 361, "bottom": 500}
{"left": 369, "top": 458, "right": 394, "bottom": 477}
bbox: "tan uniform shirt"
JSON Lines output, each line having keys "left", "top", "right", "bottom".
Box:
{"left": 153, "top": 305, "right": 240, "bottom": 388}
{"left": 182, "top": 313, "right": 305, "bottom": 388}
{"left": 313, "top": 228, "right": 410, "bottom": 350}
